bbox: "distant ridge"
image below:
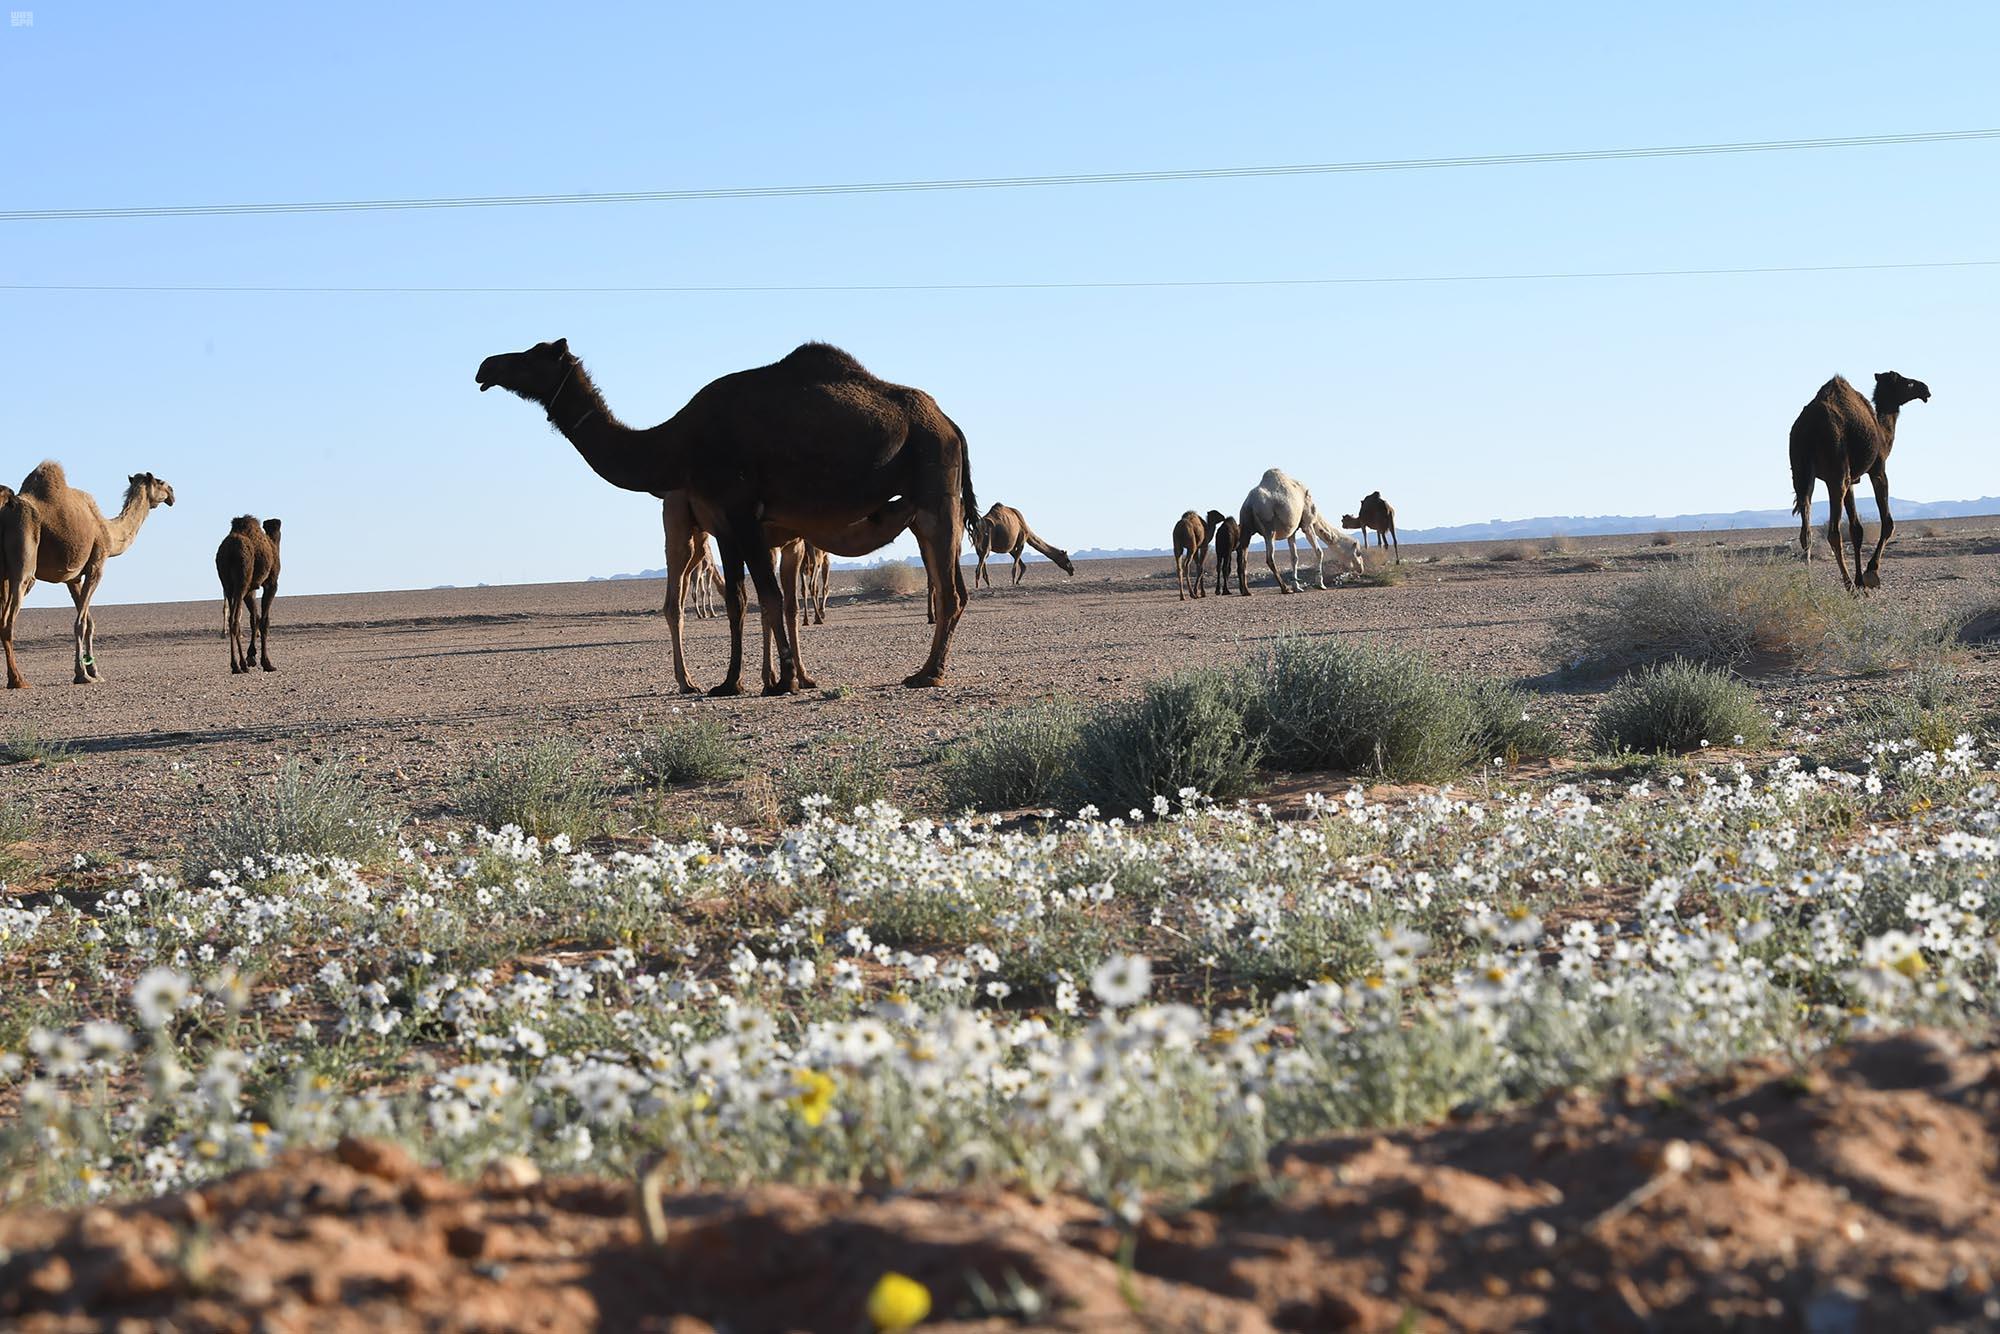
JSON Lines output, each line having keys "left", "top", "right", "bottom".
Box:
{"left": 589, "top": 496, "right": 2000, "bottom": 579}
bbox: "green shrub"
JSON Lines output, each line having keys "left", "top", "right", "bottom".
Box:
{"left": 1857, "top": 662, "right": 1972, "bottom": 755}
{"left": 854, "top": 561, "right": 925, "bottom": 597}
{"left": 1562, "top": 550, "right": 1928, "bottom": 673}
{"left": 0, "top": 728, "right": 74, "bottom": 765}
{"left": 182, "top": 757, "right": 385, "bottom": 880}
{"left": 0, "top": 794, "right": 37, "bottom": 882}
{"left": 1243, "top": 637, "right": 1555, "bottom": 782}
{"left": 629, "top": 717, "right": 742, "bottom": 787}
{"left": 1060, "top": 669, "right": 1261, "bottom": 814}
{"left": 1590, "top": 661, "right": 1771, "bottom": 754}
{"left": 463, "top": 738, "right": 609, "bottom": 840}
{"left": 778, "top": 737, "right": 891, "bottom": 822}
{"left": 939, "top": 697, "right": 1087, "bottom": 811}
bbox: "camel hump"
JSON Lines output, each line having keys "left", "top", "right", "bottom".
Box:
{"left": 18, "top": 460, "right": 66, "bottom": 499}
{"left": 779, "top": 341, "right": 872, "bottom": 380}
{"left": 229, "top": 514, "right": 261, "bottom": 533}
{"left": 0, "top": 485, "right": 13, "bottom": 508}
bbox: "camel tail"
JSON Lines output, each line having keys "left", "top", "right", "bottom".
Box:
{"left": 1021, "top": 526, "right": 1073, "bottom": 574}
{"left": 1788, "top": 429, "right": 1814, "bottom": 518}
{"left": 952, "top": 418, "right": 979, "bottom": 538}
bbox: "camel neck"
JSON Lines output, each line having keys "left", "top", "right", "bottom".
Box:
{"left": 552, "top": 402, "right": 686, "bottom": 495}
{"left": 104, "top": 496, "right": 156, "bottom": 557}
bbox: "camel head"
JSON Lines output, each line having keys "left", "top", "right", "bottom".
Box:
{"left": 129, "top": 472, "right": 174, "bottom": 509}
{"left": 1204, "top": 509, "right": 1228, "bottom": 533}
{"left": 263, "top": 518, "right": 283, "bottom": 544}
{"left": 1049, "top": 548, "right": 1076, "bottom": 576}
{"left": 476, "top": 338, "right": 574, "bottom": 404}
{"left": 1874, "top": 371, "right": 1931, "bottom": 410}
{"left": 1339, "top": 514, "right": 1361, "bottom": 530}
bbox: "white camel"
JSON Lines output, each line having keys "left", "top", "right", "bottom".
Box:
{"left": 1234, "top": 468, "right": 1362, "bottom": 594}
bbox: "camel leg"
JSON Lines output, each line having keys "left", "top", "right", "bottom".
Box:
{"left": 1843, "top": 487, "right": 1868, "bottom": 595}
{"left": 67, "top": 575, "right": 95, "bottom": 684}
{"left": 226, "top": 591, "right": 245, "bottom": 673}
{"left": 1176, "top": 552, "right": 1189, "bottom": 600}
{"left": 0, "top": 527, "right": 30, "bottom": 689}
{"left": 1237, "top": 535, "right": 1253, "bottom": 596}
{"left": 1389, "top": 523, "right": 1399, "bottom": 563}
{"left": 257, "top": 579, "right": 278, "bottom": 670}
{"left": 710, "top": 540, "right": 751, "bottom": 697}
{"left": 1302, "top": 528, "right": 1327, "bottom": 590}
{"left": 1861, "top": 463, "right": 1893, "bottom": 589}
{"left": 1012, "top": 548, "right": 1025, "bottom": 586}
{"left": 1284, "top": 535, "right": 1303, "bottom": 593}
{"left": 739, "top": 535, "right": 796, "bottom": 697}
{"left": 1822, "top": 480, "right": 1855, "bottom": 591}
{"left": 661, "top": 501, "right": 703, "bottom": 693}
{"left": 780, "top": 544, "right": 816, "bottom": 691}
{"left": 975, "top": 545, "right": 989, "bottom": 591}
{"left": 903, "top": 509, "right": 964, "bottom": 688}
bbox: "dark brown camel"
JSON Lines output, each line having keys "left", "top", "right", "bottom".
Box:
{"left": 1789, "top": 371, "right": 1930, "bottom": 590}
{"left": 1342, "top": 491, "right": 1399, "bottom": 563}
{"left": 1172, "top": 511, "right": 1207, "bottom": 600}
{"left": 1209, "top": 513, "right": 1242, "bottom": 596}
{"left": 973, "top": 504, "right": 1073, "bottom": 589}
{"left": 216, "top": 516, "right": 281, "bottom": 674}
{"left": 477, "top": 340, "right": 974, "bottom": 694}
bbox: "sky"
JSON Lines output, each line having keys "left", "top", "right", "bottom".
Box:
{"left": 2, "top": 1, "right": 1995, "bottom": 605}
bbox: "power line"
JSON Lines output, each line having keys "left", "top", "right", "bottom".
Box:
{"left": 2, "top": 258, "right": 1995, "bottom": 296}
{"left": 3, "top": 128, "right": 1994, "bottom": 223}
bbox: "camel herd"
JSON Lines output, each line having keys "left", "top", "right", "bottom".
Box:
{"left": 0, "top": 345, "right": 1932, "bottom": 695}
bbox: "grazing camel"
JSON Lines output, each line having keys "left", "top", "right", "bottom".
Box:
{"left": 1208, "top": 512, "right": 1242, "bottom": 596}
{"left": 2, "top": 463, "right": 175, "bottom": 689}
{"left": 1172, "top": 511, "right": 1208, "bottom": 600}
{"left": 1790, "top": 371, "right": 1931, "bottom": 591}
{"left": 1342, "top": 492, "right": 1399, "bottom": 563}
{"left": 216, "top": 516, "right": 282, "bottom": 674}
{"left": 1235, "top": 468, "right": 1357, "bottom": 594}
{"left": 973, "top": 503, "right": 1074, "bottom": 589}
{"left": 478, "top": 340, "right": 973, "bottom": 694}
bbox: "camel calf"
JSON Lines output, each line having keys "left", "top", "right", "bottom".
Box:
{"left": 1172, "top": 511, "right": 1208, "bottom": 600}
{"left": 1207, "top": 513, "right": 1241, "bottom": 596}
{"left": 1342, "top": 491, "right": 1399, "bottom": 563}
{"left": 216, "top": 516, "right": 281, "bottom": 674}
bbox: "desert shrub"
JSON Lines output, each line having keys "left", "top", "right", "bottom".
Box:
{"left": 1487, "top": 544, "right": 1536, "bottom": 563}
{"left": 778, "top": 736, "right": 890, "bottom": 822}
{"left": 463, "top": 738, "right": 609, "bottom": 840}
{"left": 1060, "top": 669, "right": 1261, "bottom": 813}
{"left": 0, "top": 728, "right": 74, "bottom": 765}
{"left": 1650, "top": 532, "right": 1676, "bottom": 547}
{"left": 939, "top": 696, "right": 1088, "bottom": 811}
{"left": 1543, "top": 536, "right": 1575, "bottom": 556}
{"left": 0, "top": 794, "right": 37, "bottom": 882}
{"left": 182, "top": 757, "right": 386, "bottom": 880}
{"left": 1857, "top": 662, "right": 1973, "bottom": 755}
{"left": 854, "top": 561, "right": 925, "bottom": 597}
{"left": 1242, "top": 637, "right": 1556, "bottom": 783}
{"left": 1590, "top": 661, "right": 1771, "bottom": 754}
{"left": 1561, "top": 551, "right": 1928, "bottom": 673}
{"left": 629, "top": 717, "right": 742, "bottom": 787}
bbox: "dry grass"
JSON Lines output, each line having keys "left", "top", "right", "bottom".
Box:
{"left": 1487, "top": 543, "right": 1539, "bottom": 564}
{"left": 1650, "top": 532, "right": 1676, "bottom": 547}
{"left": 1560, "top": 550, "right": 1945, "bottom": 674}
{"left": 854, "top": 561, "right": 926, "bottom": 597}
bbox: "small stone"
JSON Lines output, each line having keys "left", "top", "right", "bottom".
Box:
{"left": 24, "top": 1254, "right": 73, "bottom": 1299}
{"left": 1529, "top": 1219, "right": 1559, "bottom": 1249}
{"left": 445, "top": 1223, "right": 491, "bottom": 1259}
{"left": 100, "top": 1247, "right": 178, "bottom": 1302}
{"left": 336, "top": 1136, "right": 419, "bottom": 1183}
{"left": 479, "top": 1155, "right": 542, "bottom": 1194}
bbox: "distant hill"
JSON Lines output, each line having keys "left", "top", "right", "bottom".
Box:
{"left": 590, "top": 497, "right": 2000, "bottom": 579}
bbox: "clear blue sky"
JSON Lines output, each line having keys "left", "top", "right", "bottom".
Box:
{"left": 3, "top": 2, "right": 1995, "bottom": 604}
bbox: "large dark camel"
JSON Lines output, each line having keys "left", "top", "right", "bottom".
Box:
{"left": 973, "top": 504, "right": 1073, "bottom": 589}
{"left": 216, "top": 516, "right": 282, "bottom": 674}
{"left": 1208, "top": 512, "right": 1242, "bottom": 596}
{"left": 1789, "top": 371, "right": 1930, "bottom": 590}
{"left": 1342, "top": 492, "right": 1399, "bottom": 563}
{"left": 1171, "top": 511, "right": 1208, "bottom": 600}
{"left": 2, "top": 463, "right": 174, "bottom": 689}
{"left": 478, "top": 340, "right": 975, "bottom": 693}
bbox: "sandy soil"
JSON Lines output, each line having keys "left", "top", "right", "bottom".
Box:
{"left": 2, "top": 1029, "right": 1995, "bottom": 1332}
{"left": 5, "top": 520, "right": 2000, "bottom": 863}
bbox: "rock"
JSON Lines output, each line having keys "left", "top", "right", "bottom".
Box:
{"left": 335, "top": 1136, "right": 418, "bottom": 1183}
{"left": 479, "top": 1155, "right": 542, "bottom": 1194}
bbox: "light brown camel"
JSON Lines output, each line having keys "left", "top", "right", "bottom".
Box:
{"left": 973, "top": 503, "right": 1073, "bottom": 589}
{"left": 1172, "top": 511, "right": 1207, "bottom": 600}
{"left": 1208, "top": 512, "right": 1242, "bottom": 596}
{"left": 801, "top": 543, "right": 830, "bottom": 625}
{"left": 216, "top": 516, "right": 282, "bottom": 674}
{"left": 2, "top": 463, "right": 175, "bottom": 689}
{"left": 478, "top": 340, "right": 973, "bottom": 694}
{"left": 688, "top": 540, "right": 723, "bottom": 620}
{"left": 1789, "top": 371, "right": 1930, "bottom": 590}
{"left": 1342, "top": 491, "right": 1399, "bottom": 562}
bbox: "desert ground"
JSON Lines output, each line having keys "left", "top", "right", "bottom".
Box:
{"left": 7, "top": 517, "right": 2000, "bottom": 865}
{"left": 7, "top": 520, "right": 2000, "bottom": 1333}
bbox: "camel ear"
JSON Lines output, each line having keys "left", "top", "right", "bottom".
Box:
{"left": 551, "top": 338, "right": 570, "bottom": 356}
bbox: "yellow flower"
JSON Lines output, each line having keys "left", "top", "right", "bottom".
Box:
{"left": 866, "top": 1272, "right": 931, "bottom": 1332}
{"left": 789, "top": 1069, "right": 836, "bottom": 1128}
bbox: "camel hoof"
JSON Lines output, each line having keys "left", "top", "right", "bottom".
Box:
{"left": 262, "top": 661, "right": 277, "bottom": 672}
{"left": 677, "top": 683, "right": 702, "bottom": 695}
{"left": 707, "top": 682, "right": 745, "bottom": 698}
{"left": 1861, "top": 569, "right": 1881, "bottom": 589}
{"left": 902, "top": 671, "right": 944, "bottom": 688}
{"left": 795, "top": 674, "right": 819, "bottom": 691}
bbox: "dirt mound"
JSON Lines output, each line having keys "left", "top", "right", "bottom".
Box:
{"left": 4, "top": 1032, "right": 1997, "bottom": 1332}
